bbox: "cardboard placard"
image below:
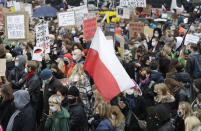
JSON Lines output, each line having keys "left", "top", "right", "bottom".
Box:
{"left": 57, "top": 11, "right": 76, "bottom": 27}
{"left": 32, "top": 47, "right": 44, "bottom": 62}
{"left": 0, "top": 59, "right": 6, "bottom": 76}
{"left": 0, "top": 5, "right": 3, "bottom": 25}
{"left": 129, "top": 22, "right": 144, "bottom": 39}
{"left": 5, "top": 12, "right": 29, "bottom": 42}
{"left": 120, "top": 0, "right": 146, "bottom": 8}
{"left": 130, "top": 13, "right": 139, "bottom": 22}
{"left": 144, "top": 26, "right": 153, "bottom": 37}
{"left": 24, "top": 4, "right": 33, "bottom": 17}
{"left": 14, "top": 2, "right": 21, "bottom": 12}
{"left": 116, "top": 6, "right": 130, "bottom": 19}
{"left": 68, "top": 5, "right": 88, "bottom": 25}
{"left": 35, "top": 22, "right": 50, "bottom": 53}
{"left": 83, "top": 14, "right": 97, "bottom": 42}
{"left": 184, "top": 34, "right": 200, "bottom": 46}
{"left": 105, "top": 23, "right": 115, "bottom": 37}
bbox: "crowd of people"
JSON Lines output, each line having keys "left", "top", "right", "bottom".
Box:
{"left": 0, "top": 0, "right": 201, "bottom": 131}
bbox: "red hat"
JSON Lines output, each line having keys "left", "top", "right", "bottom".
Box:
{"left": 64, "top": 53, "right": 72, "bottom": 60}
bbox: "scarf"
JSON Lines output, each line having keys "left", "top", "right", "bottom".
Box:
{"left": 26, "top": 70, "right": 35, "bottom": 83}
{"left": 6, "top": 110, "right": 21, "bottom": 131}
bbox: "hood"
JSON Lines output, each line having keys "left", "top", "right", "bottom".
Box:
{"left": 17, "top": 55, "right": 26, "bottom": 70}
{"left": 54, "top": 107, "right": 70, "bottom": 119}
{"left": 175, "top": 37, "right": 183, "bottom": 50}
{"left": 151, "top": 71, "right": 164, "bottom": 83}
{"left": 13, "top": 90, "right": 30, "bottom": 110}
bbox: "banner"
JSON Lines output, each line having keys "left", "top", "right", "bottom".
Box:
{"left": 32, "top": 47, "right": 44, "bottom": 62}
{"left": 120, "top": 0, "right": 146, "bottom": 8}
{"left": 84, "top": 14, "right": 97, "bottom": 41}
{"left": 129, "top": 22, "right": 144, "bottom": 39}
{"left": 116, "top": 6, "right": 130, "bottom": 19}
{"left": 35, "top": 22, "right": 50, "bottom": 53}
{"left": 6, "top": 13, "right": 25, "bottom": 39}
{"left": 58, "top": 11, "right": 75, "bottom": 27}
{"left": 184, "top": 34, "right": 200, "bottom": 46}
{"left": 68, "top": 5, "right": 88, "bottom": 25}
{"left": 0, "top": 59, "right": 6, "bottom": 76}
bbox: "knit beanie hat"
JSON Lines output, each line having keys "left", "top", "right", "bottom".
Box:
{"left": 40, "top": 68, "right": 53, "bottom": 80}
{"left": 68, "top": 86, "right": 80, "bottom": 97}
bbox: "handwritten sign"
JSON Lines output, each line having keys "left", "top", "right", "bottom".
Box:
{"left": 24, "top": 4, "right": 32, "bottom": 17}
{"left": 105, "top": 23, "right": 115, "bottom": 37}
{"left": 58, "top": 11, "right": 75, "bottom": 27}
{"left": 32, "top": 47, "right": 43, "bottom": 62}
{"left": 35, "top": 22, "right": 50, "bottom": 53}
{"left": 84, "top": 14, "right": 97, "bottom": 41}
{"left": 0, "top": 59, "right": 6, "bottom": 76}
{"left": 129, "top": 22, "right": 144, "bottom": 39}
{"left": 6, "top": 14, "right": 25, "bottom": 39}
{"left": 68, "top": 5, "right": 88, "bottom": 25}
{"left": 120, "top": 0, "right": 146, "bottom": 8}
{"left": 144, "top": 26, "right": 153, "bottom": 37}
{"left": 184, "top": 34, "right": 200, "bottom": 45}
{"left": 142, "top": 5, "right": 152, "bottom": 15}
{"left": 116, "top": 6, "right": 130, "bottom": 19}
{"left": 14, "top": 2, "right": 21, "bottom": 12}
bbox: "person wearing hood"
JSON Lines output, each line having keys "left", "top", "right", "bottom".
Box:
{"left": 8, "top": 55, "right": 27, "bottom": 90}
{"left": 45, "top": 94, "right": 70, "bottom": 131}
{"left": 6, "top": 90, "right": 36, "bottom": 131}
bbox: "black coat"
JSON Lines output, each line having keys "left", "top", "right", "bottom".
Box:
{"left": 8, "top": 67, "right": 27, "bottom": 90}
{"left": 12, "top": 103, "right": 36, "bottom": 131}
{"left": 157, "top": 121, "right": 174, "bottom": 131}
{"left": 69, "top": 102, "right": 88, "bottom": 131}
{"left": 26, "top": 73, "right": 42, "bottom": 106}
{"left": 43, "top": 77, "right": 63, "bottom": 114}
{"left": 0, "top": 100, "right": 15, "bottom": 130}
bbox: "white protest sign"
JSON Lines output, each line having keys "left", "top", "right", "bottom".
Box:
{"left": 184, "top": 34, "right": 200, "bottom": 45}
{"left": 7, "top": 15, "right": 25, "bottom": 39}
{"left": 58, "top": 11, "right": 75, "bottom": 27}
{"left": 68, "top": 5, "right": 88, "bottom": 25}
{"left": 32, "top": 47, "right": 43, "bottom": 61}
{"left": 14, "top": 2, "right": 21, "bottom": 12}
{"left": 35, "top": 22, "right": 50, "bottom": 53}
{"left": 7, "top": 1, "right": 14, "bottom": 7}
{"left": 0, "top": 59, "right": 6, "bottom": 76}
{"left": 120, "top": 0, "right": 146, "bottom": 8}
{"left": 24, "top": 5, "right": 32, "bottom": 17}
{"left": 116, "top": 6, "right": 130, "bottom": 19}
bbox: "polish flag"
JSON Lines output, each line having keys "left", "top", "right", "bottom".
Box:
{"left": 162, "top": 5, "right": 167, "bottom": 13}
{"left": 84, "top": 28, "right": 134, "bottom": 102}
{"left": 181, "top": 5, "right": 185, "bottom": 13}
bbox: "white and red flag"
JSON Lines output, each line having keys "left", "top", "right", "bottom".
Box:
{"left": 162, "top": 5, "right": 167, "bottom": 13}
{"left": 84, "top": 28, "right": 134, "bottom": 102}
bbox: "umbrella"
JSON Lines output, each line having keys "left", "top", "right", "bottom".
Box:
{"left": 33, "top": 5, "right": 58, "bottom": 17}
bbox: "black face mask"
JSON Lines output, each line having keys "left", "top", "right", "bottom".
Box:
{"left": 64, "top": 61, "right": 69, "bottom": 65}
{"left": 0, "top": 96, "right": 3, "bottom": 104}
{"left": 141, "top": 75, "right": 146, "bottom": 80}
{"left": 68, "top": 98, "right": 76, "bottom": 104}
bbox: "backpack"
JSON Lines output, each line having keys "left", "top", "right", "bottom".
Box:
{"left": 192, "top": 54, "right": 201, "bottom": 79}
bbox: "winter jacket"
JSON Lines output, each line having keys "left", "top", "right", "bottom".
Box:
{"left": 69, "top": 102, "right": 88, "bottom": 131}
{"left": 6, "top": 61, "right": 15, "bottom": 80}
{"left": 0, "top": 100, "right": 15, "bottom": 130}
{"left": 95, "top": 119, "right": 116, "bottom": 131}
{"left": 45, "top": 107, "right": 70, "bottom": 131}
{"left": 26, "top": 73, "right": 42, "bottom": 107}
{"left": 43, "top": 77, "right": 63, "bottom": 114}
{"left": 68, "top": 0, "right": 82, "bottom": 6}
{"left": 157, "top": 121, "right": 174, "bottom": 131}
{"left": 186, "top": 52, "right": 201, "bottom": 79}
{"left": 151, "top": 70, "right": 164, "bottom": 83}
{"left": 8, "top": 56, "right": 27, "bottom": 90}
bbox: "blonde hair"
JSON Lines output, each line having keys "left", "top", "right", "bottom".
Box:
{"left": 185, "top": 116, "right": 201, "bottom": 131}
{"left": 58, "top": 58, "right": 65, "bottom": 71}
{"left": 96, "top": 102, "right": 111, "bottom": 119}
{"left": 108, "top": 106, "right": 125, "bottom": 128}
{"left": 68, "top": 64, "right": 87, "bottom": 84}
{"left": 48, "top": 94, "right": 62, "bottom": 105}
{"left": 161, "top": 45, "right": 171, "bottom": 60}
{"left": 154, "top": 83, "right": 170, "bottom": 96}
{"left": 179, "top": 101, "right": 193, "bottom": 119}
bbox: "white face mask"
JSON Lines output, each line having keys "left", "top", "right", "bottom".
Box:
{"left": 126, "top": 88, "right": 134, "bottom": 95}
{"left": 73, "top": 74, "right": 79, "bottom": 82}
{"left": 111, "top": 114, "right": 116, "bottom": 120}
{"left": 72, "top": 55, "right": 77, "bottom": 61}
{"left": 50, "top": 106, "right": 57, "bottom": 112}
{"left": 24, "top": 68, "right": 28, "bottom": 73}
{"left": 154, "top": 34, "right": 159, "bottom": 38}
{"left": 152, "top": 42, "right": 156, "bottom": 47}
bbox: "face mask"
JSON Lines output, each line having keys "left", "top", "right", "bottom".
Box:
{"left": 15, "top": 62, "right": 19, "bottom": 67}
{"left": 24, "top": 68, "right": 28, "bottom": 73}
{"left": 72, "top": 30, "right": 76, "bottom": 35}
{"left": 141, "top": 75, "right": 146, "bottom": 80}
{"left": 68, "top": 98, "right": 76, "bottom": 104}
{"left": 64, "top": 61, "right": 69, "bottom": 65}
{"left": 111, "top": 114, "right": 116, "bottom": 120}
{"left": 177, "top": 111, "right": 183, "bottom": 118}
{"left": 72, "top": 55, "right": 77, "bottom": 61}
{"left": 61, "top": 48, "right": 64, "bottom": 52}
{"left": 78, "top": 27, "right": 82, "bottom": 32}
{"left": 134, "top": 44, "right": 140, "bottom": 48}
{"left": 126, "top": 89, "right": 134, "bottom": 95}
{"left": 171, "top": 27, "right": 176, "bottom": 30}
{"left": 43, "top": 80, "right": 49, "bottom": 85}
{"left": 154, "top": 34, "right": 159, "bottom": 38}
{"left": 50, "top": 106, "right": 57, "bottom": 112}
{"left": 152, "top": 42, "right": 156, "bottom": 47}
{"left": 61, "top": 29, "right": 66, "bottom": 35}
